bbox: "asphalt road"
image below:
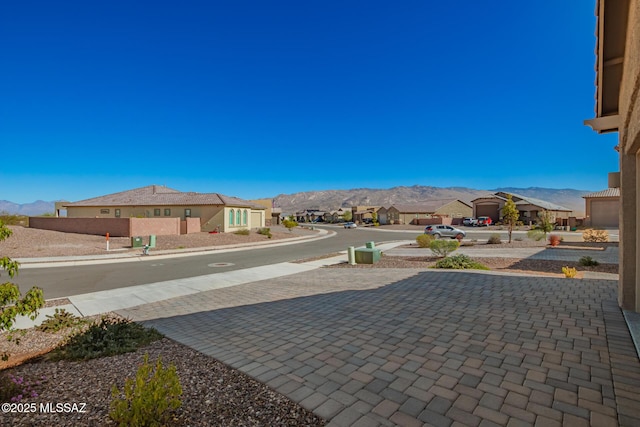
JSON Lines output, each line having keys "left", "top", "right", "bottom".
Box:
{"left": 12, "top": 226, "right": 413, "bottom": 299}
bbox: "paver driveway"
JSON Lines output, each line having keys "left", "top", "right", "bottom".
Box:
{"left": 120, "top": 268, "right": 640, "bottom": 426}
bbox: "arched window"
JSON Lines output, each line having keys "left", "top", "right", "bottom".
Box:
{"left": 236, "top": 208, "right": 241, "bottom": 225}
{"left": 243, "top": 210, "right": 248, "bottom": 225}
{"left": 229, "top": 209, "right": 234, "bottom": 226}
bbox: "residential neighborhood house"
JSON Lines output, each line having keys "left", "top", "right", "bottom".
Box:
{"left": 471, "top": 192, "right": 572, "bottom": 225}
{"left": 583, "top": 187, "right": 620, "bottom": 228}
{"left": 31, "top": 185, "right": 266, "bottom": 236}
{"left": 377, "top": 199, "right": 472, "bottom": 225}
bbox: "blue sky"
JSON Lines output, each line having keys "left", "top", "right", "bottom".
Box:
{"left": 1, "top": 1, "right": 618, "bottom": 204}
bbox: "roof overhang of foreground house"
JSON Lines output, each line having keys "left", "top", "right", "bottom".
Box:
{"left": 584, "top": 0, "right": 630, "bottom": 134}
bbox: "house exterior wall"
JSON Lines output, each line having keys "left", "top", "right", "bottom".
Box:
{"left": 434, "top": 201, "right": 472, "bottom": 218}
{"left": 29, "top": 217, "right": 130, "bottom": 236}
{"left": 618, "top": 0, "right": 640, "bottom": 310}
{"left": 584, "top": 196, "right": 620, "bottom": 227}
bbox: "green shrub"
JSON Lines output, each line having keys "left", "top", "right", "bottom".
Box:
{"left": 429, "top": 240, "right": 460, "bottom": 257}
{"left": 416, "top": 234, "right": 434, "bottom": 248}
{"left": 487, "top": 234, "right": 502, "bottom": 244}
{"left": 234, "top": 228, "right": 250, "bottom": 236}
{"left": 37, "top": 308, "right": 87, "bottom": 333}
{"left": 527, "top": 229, "right": 545, "bottom": 241}
{"left": 282, "top": 219, "right": 298, "bottom": 231}
{"left": 49, "top": 317, "right": 162, "bottom": 361}
{"left": 257, "top": 228, "right": 272, "bottom": 238}
{"left": 434, "top": 254, "right": 489, "bottom": 270}
{"left": 579, "top": 256, "right": 600, "bottom": 267}
{"left": 110, "top": 354, "right": 182, "bottom": 427}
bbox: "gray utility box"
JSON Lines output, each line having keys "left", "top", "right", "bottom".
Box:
{"left": 355, "top": 248, "right": 381, "bottom": 264}
{"left": 131, "top": 236, "right": 144, "bottom": 248}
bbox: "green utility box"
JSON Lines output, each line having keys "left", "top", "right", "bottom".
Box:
{"left": 149, "top": 235, "right": 157, "bottom": 248}
{"left": 366, "top": 241, "right": 376, "bottom": 249}
{"left": 355, "top": 248, "right": 381, "bottom": 264}
{"left": 131, "top": 236, "right": 144, "bottom": 248}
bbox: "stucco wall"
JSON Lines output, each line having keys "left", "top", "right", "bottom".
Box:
{"left": 29, "top": 217, "right": 130, "bottom": 237}
{"left": 621, "top": 0, "right": 640, "bottom": 154}
{"left": 434, "top": 201, "right": 472, "bottom": 218}
{"left": 130, "top": 218, "right": 181, "bottom": 236}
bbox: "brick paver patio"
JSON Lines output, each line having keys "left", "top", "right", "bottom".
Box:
{"left": 119, "top": 268, "right": 640, "bottom": 426}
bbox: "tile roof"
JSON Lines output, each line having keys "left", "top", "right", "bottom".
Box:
{"left": 582, "top": 188, "right": 620, "bottom": 198}
{"left": 64, "top": 185, "right": 264, "bottom": 209}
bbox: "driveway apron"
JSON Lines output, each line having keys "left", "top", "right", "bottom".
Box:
{"left": 119, "top": 268, "right": 640, "bottom": 426}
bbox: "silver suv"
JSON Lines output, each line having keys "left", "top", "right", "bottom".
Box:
{"left": 424, "top": 225, "right": 466, "bottom": 240}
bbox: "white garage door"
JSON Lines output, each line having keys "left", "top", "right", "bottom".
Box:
{"left": 591, "top": 200, "right": 619, "bottom": 228}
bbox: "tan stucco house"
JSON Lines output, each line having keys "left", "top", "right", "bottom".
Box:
{"left": 377, "top": 199, "right": 472, "bottom": 225}
{"left": 471, "top": 192, "right": 572, "bottom": 224}
{"left": 584, "top": 0, "right": 640, "bottom": 311}
{"left": 583, "top": 187, "right": 620, "bottom": 228}
{"left": 63, "top": 185, "right": 266, "bottom": 233}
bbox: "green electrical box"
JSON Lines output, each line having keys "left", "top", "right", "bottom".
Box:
{"left": 355, "top": 248, "right": 381, "bottom": 264}
{"left": 366, "top": 241, "right": 376, "bottom": 249}
{"left": 131, "top": 236, "right": 144, "bottom": 248}
{"left": 149, "top": 235, "right": 156, "bottom": 248}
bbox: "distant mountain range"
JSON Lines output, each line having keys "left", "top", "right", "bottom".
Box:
{"left": 273, "top": 186, "right": 591, "bottom": 217}
{"left": 0, "top": 200, "right": 57, "bottom": 216}
{"left": 1, "top": 186, "right": 592, "bottom": 217}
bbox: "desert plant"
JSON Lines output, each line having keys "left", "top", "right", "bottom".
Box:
{"left": 110, "top": 354, "right": 182, "bottom": 427}
{"left": 416, "top": 234, "right": 435, "bottom": 248}
{"left": 579, "top": 256, "right": 600, "bottom": 267}
{"left": 257, "top": 228, "right": 272, "bottom": 238}
{"left": 282, "top": 217, "right": 298, "bottom": 232}
{"left": 487, "top": 234, "right": 502, "bottom": 244}
{"left": 49, "top": 317, "right": 163, "bottom": 361}
{"left": 527, "top": 210, "right": 555, "bottom": 241}
{"left": 0, "top": 372, "right": 45, "bottom": 403}
{"left": 233, "top": 228, "right": 250, "bottom": 236}
{"left": 548, "top": 234, "right": 561, "bottom": 247}
{"left": 434, "top": 254, "right": 489, "bottom": 270}
{"left": 582, "top": 229, "right": 609, "bottom": 242}
{"left": 429, "top": 240, "right": 460, "bottom": 257}
{"left": 37, "top": 308, "right": 87, "bottom": 333}
{"left": 562, "top": 266, "right": 577, "bottom": 278}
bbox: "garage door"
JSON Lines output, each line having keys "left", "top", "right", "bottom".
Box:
{"left": 591, "top": 200, "right": 619, "bottom": 228}
{"left": 475, "top": 204, "right": 500, "bottom": 223}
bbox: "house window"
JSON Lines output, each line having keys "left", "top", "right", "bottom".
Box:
{"left": 164, "top": 209, "right": 171, "bottom": 216}
{"left": 154, "top": 209, "right": 160, "bottom": 216}
{"left": 115, "top": 209, "right": 121, "bottom": 218}
{"left": 229, "top": 209, "right": 234, "bottom": 226}
{"left": 243, "top": 210, "right": 248, "bottom": 225}
{"left": 185, "top": 209, "right": 191, "bottom": 218}
{"left": 100, "top": 209, "right": 110, "bottom": 214}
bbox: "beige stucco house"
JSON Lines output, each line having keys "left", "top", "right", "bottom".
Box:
{"left": 63, "top": 185, "right": 266, "bottom": 233}
{"left": 584, "top": 0, "right": 640, "bottom": 311}
{"left": 471, "top": 192, "right": 572, "bottom": 224}
{"left": 377, "top": 199, "right": 472, "bottom": 225}
{"left": 583, "top": 187, "right": 620, "bottom": 228}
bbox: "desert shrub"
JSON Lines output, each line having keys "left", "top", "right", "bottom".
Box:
{"left": 562, "top": 266, "right": 577, "bottom": 278}
{"left": 434, "top": 254, "right": 489, "bottom": 270}
{"left": 416, "top": 234, "right": 434, "bottom": 248}
{"left": 37, "top": 308, "right": 87, "bottom": 333}
{"left": 234, "top": 228, "right": 250, "bottom": 236}
{"left": 527, "top": 229, "right": 545, "bottom": 241}
{"left": 282, "top": 219, "right": 298, "bottom": 231}
{"left": 515, "top": 221, "right": 524, "bottom": 227}
{"left": 49, "top": 317, "right": 162, "bottom": 361}
{"left": 257, "top": 228, "right": 272, "bottom": 238}
{"left": 429, "top": 240, "right": 460, "bottom": 257}
{"left": 487, "top": 234, "right": 502, "bottom": 244}
{"left": 583, "top": 229, "right": 609, "bottom": 242}
{"left": 548, "top": 234, "right": 561, "bottom": 247}
{"left": 579, "top": 256, "right": 600, "bottom": 267}
{"left": 110, "top": 354, "right": 182, "bottom": 427}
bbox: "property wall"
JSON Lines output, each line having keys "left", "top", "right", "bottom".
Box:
{"left": 130, "top": 218, "right": 181, "bottom": 236}
{"left": 413, "top": 218, "right": 453, "bottom": 226}
{"left": 29, "top": 217, "right": 130, "bottom": 237}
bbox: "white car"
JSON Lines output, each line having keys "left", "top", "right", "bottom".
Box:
{"left": 344, "top": 222, "right": 357, "bottom": 229}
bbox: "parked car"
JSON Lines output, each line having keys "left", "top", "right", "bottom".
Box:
{"left": 424, "top": 225, "right": 466, "bottom": 240}
{"left": 344, "top": 222, "right": 357, "bottom": 229}
{"left": 462, "top": 217, "right": 478, "bottom": 226}
{"left": 477, "top": 216, "right": 493, "bottom": 227}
